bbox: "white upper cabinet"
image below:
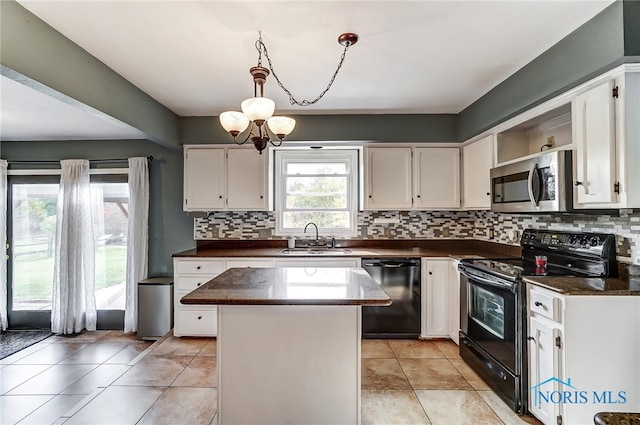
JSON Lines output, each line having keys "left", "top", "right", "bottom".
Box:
{"left": 184, "top": 147, "right": 225, "bottom": 210}
{"left": 226, "top": 148, "right": 267, "bottom": 210}
{"left": 364, "top": 146, "right": 461, "bottom": 211}
{"left": 572, "top": 69, "right": 640, "bottom": 209}
{"left": 573, "top": 79, "right": 618, "bottom": 205}
{"left": 414, "top": 147, "right": 460, "bottom": 209}
{"left": 364, "top": 147, "right": 413, "bottom": 210}
{"left": 462, "top": 135, "right": 494, "bottom": 209}
{"left": 183, "top": 146, "right": 267, "bottom": 211}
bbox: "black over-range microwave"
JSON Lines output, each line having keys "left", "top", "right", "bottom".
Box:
{"left": 490, "top": 150, "right": 573, "bottom": 213}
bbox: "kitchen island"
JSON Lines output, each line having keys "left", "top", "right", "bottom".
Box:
{"left": 181, "top": 267, "right": 391, "bottom": 425}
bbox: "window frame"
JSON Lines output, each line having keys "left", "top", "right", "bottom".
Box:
{"left": 274, "top": 149, "right": 359, "bottom": 237}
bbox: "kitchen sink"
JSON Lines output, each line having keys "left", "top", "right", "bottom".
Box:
{"left": 279, "top": 248, "right": 353, "bottom": 255}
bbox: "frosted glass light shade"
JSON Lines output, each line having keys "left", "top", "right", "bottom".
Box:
{"left": 241, "top": 97, "right": 275, "bottom": 121}
{"left": 267, "top": 116, "right": 296, "bottom": 136}
{"left": 220, "top": 111, "right": 250, "bottom": 134}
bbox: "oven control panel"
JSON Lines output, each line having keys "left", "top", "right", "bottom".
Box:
{"left": 520, "top": 229, "right": 615, "bottom": 257}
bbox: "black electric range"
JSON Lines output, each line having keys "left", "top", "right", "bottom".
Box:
{"left": 458, "top": 229, "right": 618, "bottom": 415}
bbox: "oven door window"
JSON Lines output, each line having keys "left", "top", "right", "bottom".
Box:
{"left": 470, "top": 285, "right": 505, "bottom": 339}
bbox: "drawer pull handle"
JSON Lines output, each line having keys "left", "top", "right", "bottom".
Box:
{"left": 197, "top": 316, "right": 202, "bottom": 320}
{"left": 534, "top": 301, "right": 543, "bottom": 307}
{"left": 197, "top": 283, "right": 202, "bottom": 287}
{"left": 527, "top": 336, "right": 535, "bottom": 341}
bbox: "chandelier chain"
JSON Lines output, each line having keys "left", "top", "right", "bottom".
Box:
{"left": 256, "top": 35, "right": 351, "bottom": 107}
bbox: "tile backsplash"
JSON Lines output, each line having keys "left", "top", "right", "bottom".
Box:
{"left": 194, "top": 209, "right": 640, "bottom": 264}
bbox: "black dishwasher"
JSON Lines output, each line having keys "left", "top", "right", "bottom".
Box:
{"left": 361, "top": 258, "right": 421, "bottom": 339}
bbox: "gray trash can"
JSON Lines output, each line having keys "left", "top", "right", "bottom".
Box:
{"left": 137, "top": 277, "right": 174, "bottom": 340}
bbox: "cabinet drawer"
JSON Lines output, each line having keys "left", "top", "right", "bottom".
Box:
{"left": 274, "top": 259, "right": 360, "bottom": 268}
{"left": 175, "top": 275, "right": 220, "bottom": 291}
{"left": 175, "top": 260, "right": 225, "bottom": 275}
{"left": 225, "top": 259, "right": 274, "bottom": 268}
{"left": 176, "top": 308, "right": 217, "bottom": 336}
{"left": 529, "top": 288, "right": 562, "bottom": 322}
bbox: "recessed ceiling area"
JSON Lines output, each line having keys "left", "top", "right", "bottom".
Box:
{"left": 0, "top": 75, "right": 148, "bottom": 142}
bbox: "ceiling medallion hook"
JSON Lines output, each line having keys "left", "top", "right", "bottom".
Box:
{"left": 219, "top": 32, "right": 358, "bottom": 153}
{"left": 338, "top": 33, "right": 358, "bottom": 47}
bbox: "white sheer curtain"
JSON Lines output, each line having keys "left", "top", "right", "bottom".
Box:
{"left": 0, "top": 160, "right": 7, "bottom": 331}
{"left": 124, "top": 157, "right": 149, "bottom": 333}
{"left": 51, "top": 160, "right": 96, "bottom": 334}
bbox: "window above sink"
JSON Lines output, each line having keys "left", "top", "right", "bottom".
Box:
{"left": 273, "top": 149, "right": 359, "bottom": 237}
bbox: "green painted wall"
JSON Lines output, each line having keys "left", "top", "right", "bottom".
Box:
{"left": 0, "top": 0, "right": 180, "bottom": 149}
{"left": 623, "top": 0, "right": 640, "bottom": 56}
{"left": 180, "top": 114, "right": 458, "bottom": 144}
{"left": 2, "top": 140, "right": 194, "bottom": 276}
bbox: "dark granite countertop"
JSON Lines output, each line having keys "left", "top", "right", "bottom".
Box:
{"left": 523, "top": 275, "right": 640, "bottom": 296}
{"left": 172, "top": 239, "right": 520, "bottom": 260}
{"left": 180, "top": 267, "right": 393, "bottom": 306}
{"left": 594, "top": 412, "right": 640, "bottom": 425}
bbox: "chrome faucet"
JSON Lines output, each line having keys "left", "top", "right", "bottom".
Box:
{"left": 304, "top": 222, "right": 319, "bottom": 246}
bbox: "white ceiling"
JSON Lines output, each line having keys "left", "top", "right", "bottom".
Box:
{"left": 0, "top": 75, "right": 147, "bottom": 141}
{"left": 2, "top": 0, "right": 615, "bottom": 141}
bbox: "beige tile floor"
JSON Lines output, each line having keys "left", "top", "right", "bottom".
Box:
{"left": 0, "top": 332, "right": 542, "bottom": 425}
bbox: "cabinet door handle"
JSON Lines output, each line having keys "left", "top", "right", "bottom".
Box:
{"left": 534, "top": 301, "right": 543, "bottom": 307}
{"left": 428, "top": 271, "right": 433, "bottom": 275}
{"left": 368, "top": 195, "right": 372, "bottom": 198}
{"left": 197, "top": 316, "right": 202, "bottom": 320}
{"left": 196, "top": 266, "right": 201, "bottom": 270}
{"left": 219, "top": 195, "right": 223, "bottom": 199}
{"left": 417, "top": 195, "right": 421, "bottom": 198}
{"left": 574, "top": 181, "right": 583, "bottom": 186}
{"left": 486, "top": 192, "right": 490, "bottom": 196}
{"left": 260, "top": 195, "right": 264, "bottom": 199}
{"left": 527, "top": 336, "right": 535, "bottom": 341}
{"left": 197, "top": 282, "right": 202, "bottom": 287}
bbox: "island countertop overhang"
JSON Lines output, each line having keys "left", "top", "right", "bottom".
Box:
{"left": 180, "top": 267, "right": 392, "bottom": 306}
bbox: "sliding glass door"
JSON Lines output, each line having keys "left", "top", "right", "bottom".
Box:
{"left": 8, "top": 176, "right": 59, "bottom": 328}
{"left": 92, "top": 175, "right": 129, "bottom": 329}
{"left": 6, "top": 174, "right": 129, "bottom": 330}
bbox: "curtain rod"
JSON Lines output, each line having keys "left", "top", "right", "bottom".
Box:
{"left": 6, "top": 156, "right": 153, "bottom": 166}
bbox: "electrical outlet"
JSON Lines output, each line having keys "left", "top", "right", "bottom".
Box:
{"left": 487, "top": 228, "right": 495, "bottom": 239}
{"left": 258, "top": 229, "right": 271, "bottom": 238}
{"left": 546, "top": 136, "right": 555, "bottom": 147}
{"left": 384, "top": 228, "right": 391, "bottom": 237}
{"left": 443, "top": 227, "right": 450, "bottom": 237}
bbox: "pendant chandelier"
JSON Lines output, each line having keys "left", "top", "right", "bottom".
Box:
{"left": 219, "top": 32, "right": 359, "bottom": 154}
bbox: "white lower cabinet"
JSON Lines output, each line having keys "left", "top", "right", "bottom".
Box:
{"left": 173, "top": 258, "right": 225, "bottom": 337}
{"left": 173, "top": 257, "right": 275, "bottom": 337}
{"left": 527, "top": 284, "right": 640, "bottom": 425}
{"left": 422, "top": 258, "right": 452, "bottom": 338}
{"left": 447, "top": 259, "right": 461, "bottom": 344}
{"left": 175, "top": 256, "right": 464, "bottom": 345}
